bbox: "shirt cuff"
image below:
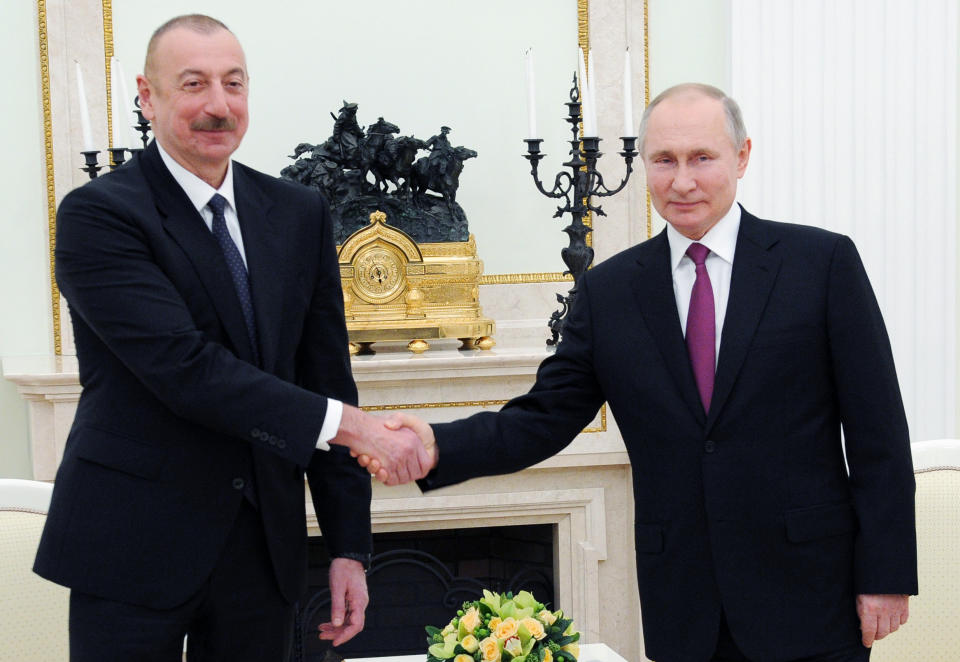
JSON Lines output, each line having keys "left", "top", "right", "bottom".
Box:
{"left": 316, "top": 398, "right": 343, "bottom": 451}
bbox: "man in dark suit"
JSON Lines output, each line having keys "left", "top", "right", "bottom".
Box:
{"left": 375, "top": 84, "right": 918, "bottom": 661}
{"left": 34, "top": 14, "right": 431, "bottom": 661}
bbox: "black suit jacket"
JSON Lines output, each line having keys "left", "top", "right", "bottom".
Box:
{"left": 421, "top": 209, "right": 917, "bottom": 662}
{"left": 35, "top": 142, "right": 371, "bottom": 608}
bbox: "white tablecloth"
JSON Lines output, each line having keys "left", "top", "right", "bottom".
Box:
{"left": 346, "top": 642, "right": 627, "bottom": 662}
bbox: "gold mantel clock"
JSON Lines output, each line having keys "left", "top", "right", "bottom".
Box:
{"left": 338, "top": 211, "right": 495, "bottom": 354}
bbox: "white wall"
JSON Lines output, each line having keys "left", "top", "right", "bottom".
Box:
{"left": 730, "top": 0, "right": 958, "bottom": 442}
{"left": 0, "top": 1, "right": 53, "bottom": 478}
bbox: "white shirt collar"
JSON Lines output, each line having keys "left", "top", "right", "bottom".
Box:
{"left": 155, "top": 140, "right": 236, "bottom": 216}
{"left": 667, "top": 202, "right": 742, "bottom": 271}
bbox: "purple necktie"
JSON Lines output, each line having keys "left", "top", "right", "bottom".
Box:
{"left": 685, "top": 243, "right": 715, "bottom": 413}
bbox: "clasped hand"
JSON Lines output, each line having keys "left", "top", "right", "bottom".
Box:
{"left": 331, "top": 406, "right": 435, "bottom": 486}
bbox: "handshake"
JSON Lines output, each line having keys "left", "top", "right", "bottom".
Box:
{"left": 331, "top": 404, "right": 436, "bottom": 486}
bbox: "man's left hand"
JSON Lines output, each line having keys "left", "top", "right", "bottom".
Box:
{"left": 856, "top": 593, "right": 909, "bottom": 647}
{"left": 318, "top": 557, "right": 369, "bottom": 646}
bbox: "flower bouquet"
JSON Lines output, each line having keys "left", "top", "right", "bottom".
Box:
{"left": 425, "top": 589, "right": 580, "bottom": 662}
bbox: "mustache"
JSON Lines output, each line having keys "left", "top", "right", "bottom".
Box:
{"left": 190, "top": 116, "right": 237, "bottom": 131}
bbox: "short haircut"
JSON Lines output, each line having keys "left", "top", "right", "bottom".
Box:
{"left": 143, "top": 14, "right": 233, "bottom": 79}
{"left": 638, "top": 83, "right": 748, "bottom": 154}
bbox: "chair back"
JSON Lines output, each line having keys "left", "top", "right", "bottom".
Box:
{"left": 0, "top": 479, "right": 69, "bottom": 662}
{"left": 871, "top": 439, "right": 960, "bottom": 661}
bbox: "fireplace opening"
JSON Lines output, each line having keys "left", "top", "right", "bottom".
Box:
{"left": 294, "top": 524, "right": 556, "bottom": 661}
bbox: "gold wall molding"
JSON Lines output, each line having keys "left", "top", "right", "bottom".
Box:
{"left": 37, "top": 0, "right": 60, "bottom": 356}
{"left": 479, "top": 272, "right": 572, "bottom": 285}
{"left": 643, "top": 0, "right": 652, "bottom": 239}
{"left": 362, "top": 400, "right": 607, "bottom": 434}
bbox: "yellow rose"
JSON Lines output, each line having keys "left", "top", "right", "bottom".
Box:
{"left": 479, "top": 636, "right": 501, "bottom": 662}
{"left": 454, "top": 656, "right": 474, "bottom": 662}
{"left": 503, "top": 636, "right": 523, "bottom": 657}
{"left": 543, "top": 649, "right": 553, "bottom": 662}
{"left": 520, "top": 617, "right": 547, "bottom": 640}
{"left": 538, "top": 609, "right": 557, "bottom": 626}
{"left": 488, "top": 616, "right": 502, "bottom": 630}
{"left": 460, "top": 607, "right": 482, "bottom": 634}
{"left": 461, "top": 634, "right": 480, "bottom": 653}
{"left": 494, "top": 617, "right": 519, "bottom": 640}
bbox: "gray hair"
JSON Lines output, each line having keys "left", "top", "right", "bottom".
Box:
{"left": 144, "top": 14, "right": 234, "bottom": 79}
{"left": 638, "top": 83, "right": 748, "bottom": 153}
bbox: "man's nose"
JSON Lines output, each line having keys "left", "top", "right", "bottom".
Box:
{"left": 204, "top": 85, "right": 230, "bottom": 116}
{"left": 671, "top": 164, "right": 696, "bottom": 192}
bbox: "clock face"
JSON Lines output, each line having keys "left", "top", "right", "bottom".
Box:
{"left": 353, "top": 245, "right": 405, "bottom": 303}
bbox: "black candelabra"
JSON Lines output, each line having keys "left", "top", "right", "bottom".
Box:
{"left": 524, "top": 74, "right": 638, "bottom": 346}
{"left": 80, "top": 96, "right": 153, "bottom": 179}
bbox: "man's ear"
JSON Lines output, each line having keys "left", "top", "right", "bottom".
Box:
{"left": 136, "top": 74, "right": 155, "bottom": 121}
{"left": 736, "top": 137, "right": 752, "bottom": 178}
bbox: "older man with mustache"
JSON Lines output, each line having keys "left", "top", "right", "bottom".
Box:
{"left": 34, "top": 14, "right": 431, "bottom": 661}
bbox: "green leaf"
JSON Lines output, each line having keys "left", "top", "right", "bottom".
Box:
{"left": 514, "top": 590, "right": 538, "bottom": 610}
{"left": 426, "top": 626, "right": 442, "bottom": 637}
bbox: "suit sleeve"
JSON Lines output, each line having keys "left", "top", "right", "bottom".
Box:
{"left": 826, "top": 235, "right": 918, "bottom": 595}
{"left": 420, "top": 274, "right": 607, "bottom": 491}
{"left": 299, "top": 193, "right": 372, "bottom": 558}
{"left": 55, "top": 184, "right": 328, "bottom": 468}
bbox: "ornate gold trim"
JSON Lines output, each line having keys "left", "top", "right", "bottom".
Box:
{"left": 479, "top": 272, "right": 572, "bottom": 285}
{"left": 644, "top": 0, "right": 652, "bottom": 239}
{"left": 578, "top": 0, "right": 593, "bottom": 249}
{"left": 362, "top": 401, "right": 607, "bottom": 435}
{"left": 37, "top": 0, "right": 60, "bottom": 355}
{"left": 103, "top": 0, "right": 115, "bottom": 156}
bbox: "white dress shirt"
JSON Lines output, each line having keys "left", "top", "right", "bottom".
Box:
{"left": 666, "top": 203, "right": 741, "bottom": 365}
{"left": 156, "top": 141, "right": 341, "bottom": 449}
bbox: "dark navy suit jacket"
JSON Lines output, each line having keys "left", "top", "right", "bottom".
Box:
{"left": 421, "top": 209, "right": 917, "bottom": 662}
{"left": 35, "top": 141, "right": 370, "bottom": 608}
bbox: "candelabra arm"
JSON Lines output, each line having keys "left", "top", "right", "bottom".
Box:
{"left": 592, "top": 160, "right": 636, "bottom": 198}
{"left": 526, "top": 156, "right": 572, "bottom": 201}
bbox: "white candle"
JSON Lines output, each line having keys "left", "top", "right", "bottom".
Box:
{"left": 525, "top": 48, "right": 537, "bottom": 139}
{"left": 115, "top": 57, "right": 139, "bottom": 148}
{"left": 109, "top": 57, "right": 125, "bottom": 149}
{"left": 587, "top": 49, "right": 598, "bottom": 137}
{"left": 577, "top": 48, "right": 592, "bottom": 136}
{"left": 623, "top": 49, "right": 634, "bottom": 137}
{"left": 74, "top": 61, "right": 95, "bottom": 152}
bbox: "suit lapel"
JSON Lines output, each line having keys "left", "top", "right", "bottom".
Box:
{"left": 705, "top": 210, "right": 782, "bottom": 432}
{"left": 140, "top": 143, "right": 257, "bottom": 363}
{"left": 631, "top": 231, "right": 707, "bottom": 425}
{"left": 233, "top": 167, "right": 283, "bottom": 372}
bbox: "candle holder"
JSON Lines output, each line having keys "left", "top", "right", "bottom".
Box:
{"left": 524, "top": 73, "right": 639, "bottom": 346}
{"left": 77, "top": 95, "right": 152, "bottom": 179}
{"left": 133, "top": 95, "right": 152, "bottom": 150}
{"left": 108, "top": 147, "right": 127, "bottom": 170}
{"left": 80, "top": 150, "right": 102, "bottom": 179}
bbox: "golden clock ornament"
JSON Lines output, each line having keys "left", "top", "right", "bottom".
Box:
{"left": 338, "top": 211, "right": 495, "bottom": 354}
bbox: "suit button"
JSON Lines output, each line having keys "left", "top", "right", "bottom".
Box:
{"left": 704, "top": 440, "right": 716, "bottom": 453}
{"left": 277, "top": 439, "right": 287, "bottom": 449}
{"left": 268, "top": 435, "right": 278, "bottom": 446}
{"left": 250, "top": 428, "right": 261, "bottom": 438}
{"left": 232, "top": 477, "right": 245, "bottom": 490}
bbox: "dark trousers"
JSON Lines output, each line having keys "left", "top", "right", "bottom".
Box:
{"left": 712, "top": 613, "right": 870, "bottom": 662}
{"left": 69, "top": 500, "right": 293, "bottom": 662}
